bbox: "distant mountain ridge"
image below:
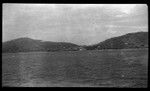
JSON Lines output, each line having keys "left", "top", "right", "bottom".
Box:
{"left": 2, "top": 38, "right": 82, "bottom": 53}
{"left": 84, "top": 32, "right": 148, "bottom": 50}
{"left": 2, "top": 32, "right": 148, "bottom": 53}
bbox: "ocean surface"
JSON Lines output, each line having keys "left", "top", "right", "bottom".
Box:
{"left": 2, "top": 49, "right": 148, "bottom": 87}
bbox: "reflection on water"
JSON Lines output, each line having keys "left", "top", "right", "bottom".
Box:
{"left": 2, "top": 49, "right": 148, "bottom": 87}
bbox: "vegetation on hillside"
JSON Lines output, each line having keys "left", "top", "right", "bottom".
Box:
{"left": 84, "top": 32, "right": 148, "bottom": 50}
{"left": 2, "top": 38, "right": 81, "bottom": 53}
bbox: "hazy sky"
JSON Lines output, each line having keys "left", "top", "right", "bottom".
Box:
{"left": 3, "top": 4, "right": 148, "bottom": 45}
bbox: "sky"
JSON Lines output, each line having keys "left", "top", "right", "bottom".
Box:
{"left": 3, "top": 4, "right": 148, "bottom": 45}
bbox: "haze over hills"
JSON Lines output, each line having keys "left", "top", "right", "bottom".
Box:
{"left": 84, "top": 32, "right": 148, "bottom": 50}
{"left": 2, "top": 32, "right": 148, "bottom": 53}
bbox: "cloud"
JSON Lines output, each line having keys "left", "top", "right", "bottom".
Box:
{"left": 107, "top": 30, "right": 117, "bottom": 34}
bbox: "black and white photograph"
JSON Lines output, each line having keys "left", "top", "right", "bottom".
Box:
{"left": 2, "top": 4, "right": 148, "bottom": 87}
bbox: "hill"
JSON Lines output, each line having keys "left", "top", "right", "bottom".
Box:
{"left": 2, "top": 32, "right": 148, "bottom": 53}
{"left": 84, "top": 32, "right": 148, "bottom": 50}
{"left": 2, "top": 38, "right": 81, "bottom": 53}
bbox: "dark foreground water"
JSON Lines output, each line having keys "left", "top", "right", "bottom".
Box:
{"left": 2, "top": 49, "right": 148, "bottom": 87}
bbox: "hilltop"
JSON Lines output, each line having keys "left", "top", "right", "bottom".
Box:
{"left": 84, "top": 32, "right": 148, "bottom": 50}
{"left": 2, "top": 38, "right": 82, "bottom": 53}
